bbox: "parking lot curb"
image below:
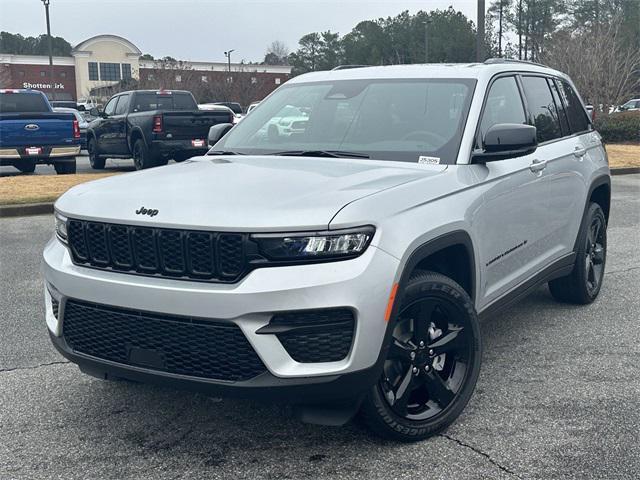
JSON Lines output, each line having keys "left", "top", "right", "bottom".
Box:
{"left": 611, "top": 167, "right": 640, "bottom": 176}
{"left": 0, "top": 202, "right": 54, "bottom": 218}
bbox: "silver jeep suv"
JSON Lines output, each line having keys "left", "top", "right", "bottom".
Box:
{"left": 43, "top": 60, "right": 610, "bottom": 441}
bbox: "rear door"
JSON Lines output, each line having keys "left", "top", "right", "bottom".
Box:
{"left": 548, "top": 78, "right": 598, "bottom": 252}
{"left": 473, "top": 75, "right": 556, "bottom": 308}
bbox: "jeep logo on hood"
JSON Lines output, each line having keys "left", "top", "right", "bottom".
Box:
{"left": 135, "top": 206, "right": 159, "bottom": 217}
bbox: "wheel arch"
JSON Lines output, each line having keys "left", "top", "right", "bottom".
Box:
{"left": 395, "top": 230, "right": 477, "bottom": 305}
{"left": 128, "top": 127, "right": 146, "bottom": 152}
{"left": 573, "top": 174, "right": 611, "bottom": 252}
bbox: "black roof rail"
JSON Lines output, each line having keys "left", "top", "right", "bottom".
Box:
{"left": 484, "top": 58, "right": 547, "bottom": 68}
{"left": 331, "top": 65, "right": 370, "bottom": 71}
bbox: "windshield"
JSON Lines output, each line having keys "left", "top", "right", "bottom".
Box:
{"left": 214, "top": 78, "right": 475, "bottom": 163}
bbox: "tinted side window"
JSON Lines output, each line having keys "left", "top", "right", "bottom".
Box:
{"left": 557, "top": 80, "right": 590, "bottom": 133}
{"left": 479, "top": 76, "right": 526, "bottom": 141}
{"left": 521, "top": 76, "right": 562, "bottom": 143}
{"left": 547, "top": 79, "right": 570, "bottom": 136}
{"left": 103, "top": 96, "right": 119, "bottom": 116}
{"left": 114, "top": 94, "right": 130, "bottom": 115}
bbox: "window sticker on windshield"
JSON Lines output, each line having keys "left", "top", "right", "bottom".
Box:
{"left": 418, "top": 156, "right": 440, "bottom": 165}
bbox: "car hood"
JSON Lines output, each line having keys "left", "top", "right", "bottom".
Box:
{"left": 56, "top": 155, "right": 446, "bottom": 231}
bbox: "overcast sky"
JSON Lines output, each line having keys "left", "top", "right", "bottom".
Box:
{"left": 0, "top": 0, "right": 478, "bottom": 63}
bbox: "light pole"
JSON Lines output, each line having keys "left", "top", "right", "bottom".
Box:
{"left": 423, "top": 20, "right": 431, "bottom": 63}
{"left": 224, "top": 49, "right": 235, "bottom": 73}
{"left": 477, "top": 0, "right": 485, "bottom": 62}
{"left": 41, "top": 0, "right": 55, "bottom": 100}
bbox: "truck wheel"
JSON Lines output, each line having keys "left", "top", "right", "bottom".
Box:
{"left": 88, "top": 138, "right": 105, "bottom": 169}
{"left": 549, "top": 202, "right": 607, "bottom": 304}
{"left": 173, "top": 153, "right": 189, "bottom": 162}
{"left": 16, "top": 160, "right": 36, "bottom": 173}
{"left": 360, "top": 271, "right": 482, "bottom": 442}
{"left": 132, "top": 139, "right": 160, "bottom": 170}
{"left": 54, "top": 159, "right": 76, "bottom": 175}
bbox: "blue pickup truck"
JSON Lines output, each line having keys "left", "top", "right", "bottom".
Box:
{"left": 0, "top": 89, "right": 80, "bottom": 174}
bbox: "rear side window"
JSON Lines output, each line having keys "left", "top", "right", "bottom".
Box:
{"left": 547, "top": 79, "right": 570, "bottom": 135}
{"left": 521, "top": 76, "right": 562, "bottom": 143}
{"left": 0, "top": 93, "right": 50, "bottom": 113}
{"left": 479, "top": 76, "right": 526, "bottom": 141}
{"left": 557, "top": 80, "right": 590, "bottom": 133}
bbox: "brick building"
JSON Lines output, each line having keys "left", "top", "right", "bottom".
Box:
{"left": 0, "top": 34, "right": 291, "bottom": 106}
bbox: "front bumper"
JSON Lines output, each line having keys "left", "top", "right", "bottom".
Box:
{"left": 42, "top": 235, "right": 399, "bottom": 398}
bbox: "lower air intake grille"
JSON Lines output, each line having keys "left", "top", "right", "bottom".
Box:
{"left": 270, "top": 309, "right": 355, "bottom": 363}
{"left": 62, "top": 300, "right": 266, "bottom": 382}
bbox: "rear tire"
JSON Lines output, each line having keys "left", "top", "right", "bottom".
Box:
{"left": 54, "top": 159, "right": 76, "bottom": 175}
{"left": 360, "top": 271, "right": 482, "bottom": 442}
{"left": 16, "top": 160, "right": 36, "bottom": 173}
{"left": 88, "top": 137, "right": 105, "bottom": 169}
{"left": 548, "top": 202, "right": 607, "bottom": 304}
{"left": 132, "top": 139, "right": 160, "bottom": 170}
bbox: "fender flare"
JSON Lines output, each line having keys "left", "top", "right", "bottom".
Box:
{"left": 573, "top": 174, "right": 611, "bottom": 252}
{"left": 128, "top": 127, "right": 147, "bottom": 152}
{"left": 364, "top": 230, "right": 477, "bottom": 383}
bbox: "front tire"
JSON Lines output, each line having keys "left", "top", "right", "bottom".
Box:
{"left": 88, "top": 137, "right": 105, "bottom": 169}
{"left": 360, "top": 271, "right": 482, "bottom": 442}
{"left": 548, "top": 202, "right": 607, "bottom": 304}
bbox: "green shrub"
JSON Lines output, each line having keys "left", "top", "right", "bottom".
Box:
{"left": 594, "top": 111, "right": 640, "bottom": 143}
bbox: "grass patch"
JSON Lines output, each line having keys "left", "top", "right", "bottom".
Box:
{"left": 607, "top": 143, "right": 640, "bottom": 169}
{"left": 0, "top": 173, "right": 120, "bottom": 205}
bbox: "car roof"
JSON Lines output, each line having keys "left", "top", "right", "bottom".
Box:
{"left": 288, "top": 62, "right": 570, "bottom": 85}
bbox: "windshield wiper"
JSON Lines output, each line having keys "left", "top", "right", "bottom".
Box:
{"left": 267, "top": 150, "right": 370, "bottom": 159}
{"left": 207, "top": 150, "right": 245, "bottom": 156}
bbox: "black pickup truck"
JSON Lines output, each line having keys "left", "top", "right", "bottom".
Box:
{"left": 87, "top": 90, "right": 233, "bottom": 170}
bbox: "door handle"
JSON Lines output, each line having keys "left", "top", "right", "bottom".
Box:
{"left": 529, "top": 158, "right": 547, "bottom": 173}
{"left": 573, "top": 146, "right": 587, "bottom": 158}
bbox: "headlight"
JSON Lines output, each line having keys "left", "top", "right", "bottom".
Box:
{"left": 252, "top": 226, "right": 375, "bottom": 261}
{"left": 54, "top": 212, "right": 68, "bottom": 243}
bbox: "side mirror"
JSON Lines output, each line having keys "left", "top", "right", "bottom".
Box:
{"left": 89, "top": 107, "right": 100, "bottom": 117}
{"left": 208, "top": 123, "right": 233, "bottom": 146}
{"left": 472, "top": 123, "right": 537, "bottom": 163}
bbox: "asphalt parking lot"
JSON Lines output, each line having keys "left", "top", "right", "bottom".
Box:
{"left": 1, "top": 174, "right": 638, "bottom": 480}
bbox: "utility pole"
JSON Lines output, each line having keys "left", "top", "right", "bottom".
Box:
{"left": 41, "top": 0, "right": 55, "bottom": 100}
{"left": 477, "top": 0, "right": 485, "bottom": 62}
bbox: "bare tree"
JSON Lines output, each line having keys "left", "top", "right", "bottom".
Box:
{"left": 541, "top": 14, "right": 640, "bottom": 112}
{"left": 0, "top": 64, "right": 12, "bottom": 88}
{"left": 264, "top": 40, "right": 290, "bottom": 65}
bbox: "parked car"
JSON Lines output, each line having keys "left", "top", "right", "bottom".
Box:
{"left": 213, "top": 101, "right": 244, "bottom": 123}
{"left": 86, "top": 90, "right": 234, "bottom": 170}
{"left": 0, "top": 89, "right": 80, "bottom": 174}
{"left": 247, "top": 101, "right": 260, "bottom": 114}
{"left": 45, "top": 61, "right": 610, "bottom": 441}
{"left": 53, "top": 107, "right": 89, "bottom": 150}
{"left": 76, "top": 98, "right": 99, "bottom": 112}
{"left": 50, "top": 100, "right": 79, "bottom": 110}
{"left": 615, "top": 98, "right": 640, "bottom": 112}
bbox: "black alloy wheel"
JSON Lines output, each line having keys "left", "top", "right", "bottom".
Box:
{"left": 88, "top": 138, "right": 105, "bottom": 169}
{"left": 361, "top": 271, "right": 482, "bottom": 441}
{"left": 549, "top": 202, "right": 607, "bottom": 304}
{"left": 585, "top": 213, "right": 605, "bottom": 297}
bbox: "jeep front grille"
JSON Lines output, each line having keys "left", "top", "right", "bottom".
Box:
{"left": 67, "top": 219, "right": 247, "bottom": 282}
